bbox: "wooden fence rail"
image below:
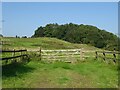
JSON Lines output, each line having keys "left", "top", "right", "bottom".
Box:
{"left": 0, "top": 54, "right": 28, "bottom": 60}
{"left": 28, "top": 48, "right": 96, "bottom": 62}
{"left": 42, "top": 49, "right": 81, "bottom": 63}
{"left": 0, "top": 49, "right": 28, "bottom": 61}
{"left": 0, "top": 50, "right": 27, "bottom": 53}
{"left": 95, "top": 51, "right": 120, "bottom": 64}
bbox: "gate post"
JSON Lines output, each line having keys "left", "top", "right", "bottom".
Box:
{"left": 95, "top": 51, "right": 98, "bottom": 60}
{"left": 103, "top": 51, "right": 106, "bottom": 61}
{"left": 113, "top": 48, "right": 116, "bottom": 64}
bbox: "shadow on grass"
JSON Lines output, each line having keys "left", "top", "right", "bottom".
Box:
{"left": 2, "top": 63, "right": 35, "bottom": 77}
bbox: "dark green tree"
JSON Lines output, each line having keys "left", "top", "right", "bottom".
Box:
{"left": 32, "top": 23, "right": 119, "bottom": 51}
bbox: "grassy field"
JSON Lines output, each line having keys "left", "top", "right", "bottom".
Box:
{"left": 2, "top": 58, "right": 118, "bottom": 88}
{"left": 2, "top": 37, "right": 101, "bottom": 51}
{"left": 1, "top": 37, "right": 119, "bottom": 88}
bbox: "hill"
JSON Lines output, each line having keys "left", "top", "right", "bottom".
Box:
{"left": 2, "top": 37, "right": 101, "bottom": 51}
{"left": 2, "top": 37, "right": 118, "bottom": 88}
{"left": 32, "top": 23, "right": 119, "bottom": 51}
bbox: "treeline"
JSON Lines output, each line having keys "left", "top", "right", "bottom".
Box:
{"left": 32, "top": 23, "right": 119, "bottom": 51}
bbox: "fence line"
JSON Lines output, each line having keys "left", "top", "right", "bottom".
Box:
{"left": 96, "top": 51, "right": 120, "bottom": 54}
{"left": 1, "top": 54, "right": 28, "bottom": 60}
{"left": 41, "top": 49, "right": 81, "bottom": 52}
{"left": 39, "top": 48, "right": 91, "bottom": 63}
{"left": 12, "top": 48, "right": 119, "bottom": 64}
{"left": 28, "top": 49, "right": 81, "bottom": 52}
{"left": 28, "top": 48, "right": 96, "bottom": 62}
{"left": 95, "top": 51, "right": 120, "bottom": 64}
{"left": 1, "top": 49, "right": 28, "bottom": 61}
{"left": 1, "top": 49, "right": 27, "bottom": 53}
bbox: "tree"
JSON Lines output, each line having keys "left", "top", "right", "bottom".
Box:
{"left": 0, "top": 34, "right": 3, "bottom": 37}
{"left": 32, "top": 23, "right": 119, "bottom": 50}
{"left": 22, "top": 36, "right": 27, "bottom": 38}
{"left": 33, "top": 26, "right": 45, "bottom": 37}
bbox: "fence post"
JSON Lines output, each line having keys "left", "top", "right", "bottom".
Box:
{"left": 39, "top": 47, "right": 41, "bottom": 60}
{"left": 113, "top": 49, "right": 116, "bottom": 64}
{"left": 24, "top": 48, "right": 27, "bottom": 58}
{"left": 12, "top": 49, "right": 16, "bottom": 63}
{"left": 25, "top": 48, "right": 27, "bottom": 55}
{"left": 95, "top": 51, "right": 98, "bottom": 60}
{"left": 21, "top": 49, "right": 22, "bottom": 55}
{"left": 12, "top": 49, "right": 15, "bottom": 57}
{"left": 103, "top": 51, "right": 106, "bottom": 62}
{"left": 20, "top": 49, "right": 23, "bottom": 61}
{"left": 25, "top": 48, "right": 27, "bottom": 54}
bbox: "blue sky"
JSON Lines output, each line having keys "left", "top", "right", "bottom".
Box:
{"left": 2, "top": 2, "right": 118, "bottom": 37}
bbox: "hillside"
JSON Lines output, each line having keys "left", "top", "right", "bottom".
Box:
{"left": 32, "top": 23, "right": 119, "bottom": 51}
{"left": 2, "top": 37, "right": 118, "bottom": 88}
{"left": 2, "top": 37, "right": 101, "bottom": 51}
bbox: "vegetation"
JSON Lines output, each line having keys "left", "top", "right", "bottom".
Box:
{"left": 0, "top": 34, "right": 3, "bottom": 37}
{"left": 2, "top": 37, "right": 119, "bottom": 88}
{"left": 2, "top": 58, "right": 118, "bottom": 88}
{"left": 32, "top": 23, "right": 119, "bottom": 51}
{"left": 2, "top": 37, "right": 101, "bottom": 51}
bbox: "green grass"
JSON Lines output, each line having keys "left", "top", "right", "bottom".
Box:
{"left": 2, "top": 37, "right": 101, "bottom": 51}
{"left": 2, "top": 58, "right": 118, "bottom": 88}
{"left": 2, "top": 37, "right": 118, "bottom": 88}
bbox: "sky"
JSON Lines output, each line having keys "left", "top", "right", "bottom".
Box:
{"left": 2, "top": 2, "right": 118, "bottom": 37}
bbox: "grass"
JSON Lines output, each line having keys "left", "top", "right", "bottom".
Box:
{"left": 2, "top": 58, "right": 118, "bottom": 88}
{"left": 2, "top": 37, "right": 101, "bottom": 51}
{"left": 1, "top": 37, "right": 119, "bottom": 88}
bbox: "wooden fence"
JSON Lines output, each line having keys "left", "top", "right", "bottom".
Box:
{"left": 29, "top": 48, "right": 80, "bottom": 62}
{"left": 0, "top": 49, "right": 28, "bottom": 63}
{"left": 95, "top": 51, "right": 120, "bottom": 64}
{"left": 42, "top": 49, "right": 81, "bottom": 63}
{"left": 29, "top": 48, "right": 95, "bottom": 63}
{"left": 28, "top": 48, "right": 95, "bottom": 63}
{"left": 4, "top": 48, "right": 117, "bottom": 64}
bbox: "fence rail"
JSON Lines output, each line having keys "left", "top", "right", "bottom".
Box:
{"left": 1, "top": 49, "right": 28, "bottom": 61}
{"left": 96, "top": 51, "right": 120, "bottom": 54}
{"left": 2, "top": 48, "right": 118, "bottom": 64}
{"left": 37, "top": 48, "right": 95, "bottom": 63}
{"left": 1, "top": 50, "right": 27, "bottom": 53}
{"left": 95, "top": 51, "right": 120, "bottom": 64}
{"left": 28, "top": 48, "right": 96, "bottom": 62}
